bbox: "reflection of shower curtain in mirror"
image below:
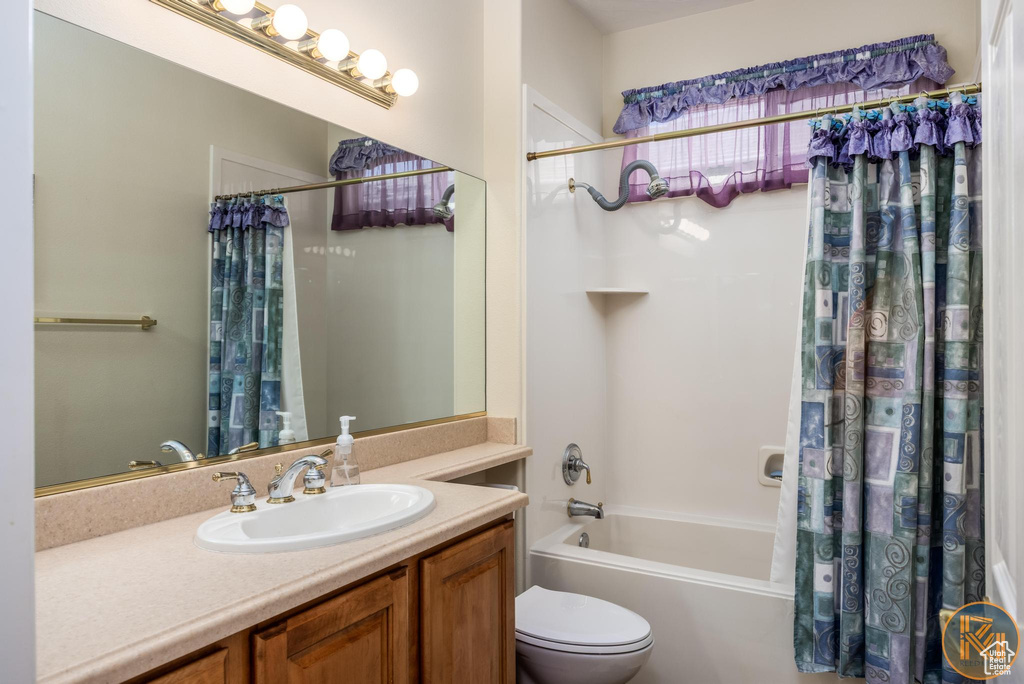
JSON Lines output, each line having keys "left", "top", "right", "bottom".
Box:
{"left": 207, "top": 196, "right": 288, "bottom": 455}
{"left": 782, "top": 98, "right": 984, "bottom": 683}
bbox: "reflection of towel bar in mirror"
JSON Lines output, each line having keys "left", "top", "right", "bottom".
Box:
{"left": 34, "top": 316, "right": 157, "bottom": 330}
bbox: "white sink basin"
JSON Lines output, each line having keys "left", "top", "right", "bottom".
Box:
{"left": 195, "top": 484, "right": 435, "bottom": 554}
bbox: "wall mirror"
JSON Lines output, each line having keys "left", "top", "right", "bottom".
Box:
{"left": 33, "top": 11, "right": 486, "bottom": 494}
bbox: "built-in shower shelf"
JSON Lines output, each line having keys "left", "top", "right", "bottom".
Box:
{"left": 585, "top": 288, "right": 649, "bottom": 295}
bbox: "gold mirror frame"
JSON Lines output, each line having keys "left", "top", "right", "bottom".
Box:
{"left": 35, "top": 411, "right": 485, "bottom": 497}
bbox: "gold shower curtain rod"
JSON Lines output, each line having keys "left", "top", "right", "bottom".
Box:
{"left": 214, "top": 165, "right": 453, "bottom": 201}
{"left": 525, "top": 82, "right": 982, "bottom": 162}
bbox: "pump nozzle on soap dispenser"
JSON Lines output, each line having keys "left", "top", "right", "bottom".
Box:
{"left": 276, "top": 411, "right": 296, "bottom": 444}
{"left": 331, "top": 416, "right": 359, "bottom": 486}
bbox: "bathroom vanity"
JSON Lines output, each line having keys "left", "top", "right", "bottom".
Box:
{"left": 34, "top": 418, "right": 529, "bottom": 683}
{"left": 128, "top": 519, "right": 514, "bottom": 684}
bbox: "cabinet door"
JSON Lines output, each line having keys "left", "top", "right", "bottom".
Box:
{"left": 144, "top": 648, "right": 229, "bottom": 684}
{"left": 420, "top": 521, "right": 515, "bottom": 683}
{"left": 253, "top": 568, "right": 410, "bottom": 684}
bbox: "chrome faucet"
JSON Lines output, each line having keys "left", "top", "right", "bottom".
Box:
{"left": 212, "top": 471, "right": 257, "bottom": 513}
{"left": 268, "top": 452, "right": 330, "bottom": 503}
{"left": 160, "top": 440, "right": 202, "bottom": 462}
{"left": 567, "top": 498, "right": 604, "bottom": 519}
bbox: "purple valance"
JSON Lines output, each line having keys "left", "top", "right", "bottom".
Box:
{"left": 807, "top": 97, "right": 981, "bottom": 168}
{"left": 329, "top": 137, "right": 407, "bottom": 174}
{"left": 614, "top": 35, "right": 954, "bottom": 134}
{"left": 208, "top": 195, "right": 289, "bottom": 232}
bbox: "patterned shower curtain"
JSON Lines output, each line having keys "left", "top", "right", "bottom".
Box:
{"left": 207, "top": 196, "right": 288, "bottom": 456}
{"left": 794, "top": 96, "right": 983, "bottom": 683}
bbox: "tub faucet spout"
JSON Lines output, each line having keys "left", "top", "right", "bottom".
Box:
{"left": 567, "top": 498, "right": 604, "bottom": 519}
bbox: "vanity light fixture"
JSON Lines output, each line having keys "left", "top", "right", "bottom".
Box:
{"left": 338, "top": 48, "right": 387, "bottom": 79}
{"left": 152, "top": 0, "right": 415, "bottom": 108}
{"left": 250, "top": 3, "right": 308, "bottom": 40}
{"left": 376, "top": 68, "right": 419, "bottom": 97}
{"left": 205, "top": 0, "right": 256, "bottom": 14}
{"left": 298, "top": 28, "right": 349, "bottom": 61}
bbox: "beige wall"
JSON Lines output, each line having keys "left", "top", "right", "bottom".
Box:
{"left": 33, "top": 13, "right": 329, "bottom": 487}
{"left": 522, "top": 0, "right": 604, "bottom": 134}
{"left": 483, "top": 0, "right": 525, "bottom": 434}
{"left": 601, "top": 0, "right": 981, "bottom": 136}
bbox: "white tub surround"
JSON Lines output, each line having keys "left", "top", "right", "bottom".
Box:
{"left": 530, "top": 505, "right": 835, "bottom": 684}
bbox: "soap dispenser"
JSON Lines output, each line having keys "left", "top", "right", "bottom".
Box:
{"left": 331, "top": 416, "right": 359, "bottom": 486}
{"left": 276, "top": 411, "right": 296, "bottom": 445}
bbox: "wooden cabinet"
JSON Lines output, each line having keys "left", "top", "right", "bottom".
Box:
{"left": 132, "top": 519, "right": 514, "bottom": 684}
{"left": 253, "top": 569, "right": 410, "bottom": 684}
{"left": 131, "top": 632, "right": 249, "bottom": 684}
{"left": 420, "top": 520, "right": 515, "bottom": 683}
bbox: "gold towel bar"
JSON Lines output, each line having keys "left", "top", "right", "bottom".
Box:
{"left": 34, "top": 315, "right": 157, "bottom": 330}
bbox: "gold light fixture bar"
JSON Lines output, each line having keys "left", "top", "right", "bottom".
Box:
{"left": 150, "top": 0, "right": 397, "bottom": 108}
{"left": 526, "top": 82, "right": 982, "bottom": 161}
{"left": 215, "top": 165, "right": 452, "bottom": 201}
{"left": 34, "top": 315, "right": 158, "bottom": 330}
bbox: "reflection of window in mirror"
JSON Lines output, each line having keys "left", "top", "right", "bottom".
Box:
{"left": 32, "top": 12, "right": 485, "bottom": 493}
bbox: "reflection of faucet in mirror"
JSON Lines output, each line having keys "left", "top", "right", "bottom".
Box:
{"left": 160, "top": 440, "right": 203, "bottom": 462}
{"left": 228, "top": 441, "right": 260, "bottom": 455}
{"left": 432, "top": 184, "right": 455, "bottom": 220}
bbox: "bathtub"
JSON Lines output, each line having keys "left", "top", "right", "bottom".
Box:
{"left": 529, "top": 505, "right": 835, "bottom": 684}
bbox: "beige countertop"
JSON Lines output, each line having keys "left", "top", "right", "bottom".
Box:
{"left": 36, "top": 442, "right": 530, "bottom": 683}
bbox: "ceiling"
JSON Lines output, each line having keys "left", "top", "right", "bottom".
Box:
{"left": 567, "top": 0, "right": 754, "bottom": 34}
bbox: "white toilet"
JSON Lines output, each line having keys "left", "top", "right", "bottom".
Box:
{"left": 515, "top": 586, "right": 654, "bottom": 684}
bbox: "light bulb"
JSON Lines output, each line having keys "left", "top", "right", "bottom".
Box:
{"left": 357, "top": 49, "right": 388, "bottom": 80}
{"left": 391, "top": 68, "right": 419, "bottom": 96}
{"left": 316, "top": 29, "right": 349, "bottom": 61}
{"left": 271, "top": 4, "right": 308, "bottom": 40}
{"left": 218, "top": 0, "right": 255, "bottom": 14}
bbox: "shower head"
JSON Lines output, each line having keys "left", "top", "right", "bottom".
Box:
{"left": 432, "top": 183, "right": 456, "bottom": 220}
{"left": 432, "top": 201, "right": 454, "bottom": 220}
{"left": 647, "top": 176, "right": 669, "bottom": 200}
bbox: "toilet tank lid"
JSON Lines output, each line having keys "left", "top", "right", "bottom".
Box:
{"left": 515, "top": 586, "right": 652, "bottom": 646}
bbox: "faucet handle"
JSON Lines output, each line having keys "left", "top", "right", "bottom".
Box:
{"left": 274, "top": 463, "right": 284, "bottom": 475}
{"left": 303, "top": 463, "right": 328, "bottom": 495}
{"left": 562, "top": 443, "right": 592, "bottom": 486}
{"left": 212, "top": 471, "right": 257, "bottom": 513}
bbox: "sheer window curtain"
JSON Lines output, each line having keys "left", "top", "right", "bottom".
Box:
{"left": 621, "top": 79, "right": 937, "bottom": 208}
{"left": 330, "top": 138, "right": 455, "bottom": 232}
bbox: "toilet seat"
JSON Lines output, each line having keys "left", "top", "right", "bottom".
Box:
{"left": 515, "top": 586, "right": 653, "bottom": 655}
{"left": 515, "top": 630, "right": 654, "bottom": 655}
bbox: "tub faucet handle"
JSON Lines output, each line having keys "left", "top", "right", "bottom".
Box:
{"left": 562, "top": 443, "right": 592, "bottom": 486}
